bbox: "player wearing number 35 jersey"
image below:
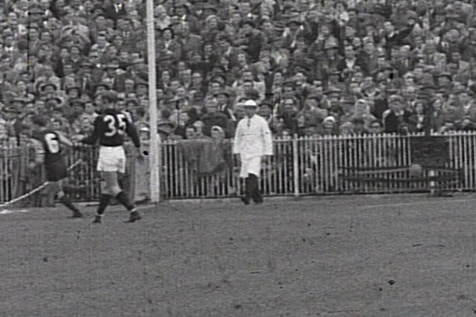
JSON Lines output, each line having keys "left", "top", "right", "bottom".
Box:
{"left": 78, "top": 91, "right": 144, "bottom": 223}
{"left": 29, "top": 115, "right": 83, "bottom": 218}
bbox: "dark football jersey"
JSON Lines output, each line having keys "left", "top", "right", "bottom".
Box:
{"left": 82, "top": 109, "right": 141, "bottom": 148}
{"left": 33, "top": 129, "right": 64, "bottom": 165}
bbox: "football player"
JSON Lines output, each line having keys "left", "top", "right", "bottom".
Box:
{"left": 29, "top": 115, "right": 84, "bottom": 218}
{"left": 76, "top": 91, "right": 144, "bottom": 223}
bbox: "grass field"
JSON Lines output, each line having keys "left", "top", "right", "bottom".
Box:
{"left": 1, "top": 194, "right": 476, "bottom": 317}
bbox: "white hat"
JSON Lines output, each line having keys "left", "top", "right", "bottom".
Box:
{"left": 323, "top": 116, "right": 336, "bottom": 124}
{"left": 243, "top": 99, "right": 258, "bottom": 107}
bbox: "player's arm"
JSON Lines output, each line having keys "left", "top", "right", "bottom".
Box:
{"left": 125, "top": 119, "right": 141, "bottom": 149}
{"left": 79, "top": 116, "right": 102, "bottom": 145}
{"left": 29, "top": 138, "right": 45, "bottom": 169}
{"left": 57, "top": 132, "right": 74, "bottom": 147}
{"left": 125, "top": 119, "right": 145, "bottom": 162}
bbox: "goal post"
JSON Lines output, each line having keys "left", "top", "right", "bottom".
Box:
{"left": 146, "top": 0, "right": 160, "bottom": 203}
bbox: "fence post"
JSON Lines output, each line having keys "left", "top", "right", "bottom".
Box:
{"left": 293, "top": 134, "right": 300, "bottom": 197}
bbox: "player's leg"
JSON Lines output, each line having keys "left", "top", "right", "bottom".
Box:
{"left": 93, "top": 148, "right": 115, "bottom": 223}
{"left": 45, "top": 164, "right": 83, "bottom": 218}
{"left": 92, "top": 177, "right": 113, "bottom": 223}
{"left": 54, "top": 179, "right": 83, "bottom": 218}
{"left": 93, "top": 146, "right": 140, "bottom": 223}
{"left": 103, "top": 170, "right": 141, "bottom": 223}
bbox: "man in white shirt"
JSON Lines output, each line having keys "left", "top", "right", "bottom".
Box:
{"left": 233, "top": 99, "right": 273, "bottom": 205}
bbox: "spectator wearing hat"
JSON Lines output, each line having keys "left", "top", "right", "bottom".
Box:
{"left": 176, "top": 21, "right": 202, "bottom": 60}
{"left": 154, "top": 5, "right": 171, "bottom": 31}
{"left": 232, "top": 69, "right": 254, "bottom": 98}
{"left": 216, "top": 89, "right": 236, "bottom": 122}
{"left": 102, "top": 61, "right": 121, "bottom": 90}
{"left": 237, "top": 1, "right": 259, "bottom": 22}
{"left": 134, "top": 80, "right": 148, "bottom": 100}
{"left": 76, "top": 61, "right": 95, "bottom": 97}
{"left": 401, "top": 85, "right": 419, "bottom": 111}
{"left": 337, "top": 97, "right": 356, "bottom": 124}
{"left": 282, "top": 17, "right": 304, "bottom": 51}
{"left": 257, "top": 101, "right": 274, "bottom": 124}
{"left": 441, "top": 98, "right": 463, "bottom": 126}
{"left": 201, "top": 14, "right": 221, "bottom": 43}
{"left": 449, "top": 51, "right": 470, "bottom": 79}
{"left": 379, "top": 20, "right": 415, "bottom": 60}
{"left": 300, "top": 94, "right": 328, "bottom": 126}
{"left": 348, "top": 99, "right": 378, "bottom": 129}
{"left": 458, "top": 89, "right": 476, "bottom": 123}
{"left": 4, "top": 101, "right": 26, "bottom": 145}
{"left": 339, "top": 120, "right": 355, "bottom": 136}
{"left": 319, "top": 116, "right": 339, "bottom": 136}
{"left": 65, "top": 84, "right": 82, "bottom": 101}
{"left": 200, "top": 98, "right": 233, "bottom": 138}
{"left": 235, "top": 18, "right": 263, "bottom": 63}
{"left": 104, "top": 0, "right": 128, "bottom": 28}
{"left": 39, "top": 81, "right": 59, "bottom": 100}
{"left": 90, "top": 31, "right": 110, "bottom": 57}
{"left": 233, "top": 99, "right": 273, "bottom": 205}
{"left": 390, "top": 45, "right": 413, "bottom": 77}
{"left": 157, "top": 27, "right": 182, "bottom": 64}
{"left": 435, "top": 71, "right": 452, "bottom": 91}
{"left": 320, "top": 36, "right": 343, "bottom": 79}
{"left": 277, "top": 96, "right": 301, "bottom": 132}
{"left": 173, "top": 0, "right": 200, "bottom": 35}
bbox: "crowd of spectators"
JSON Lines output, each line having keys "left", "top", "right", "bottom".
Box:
{"left": 2, "top": 0, "right": 476, "bottom": 146}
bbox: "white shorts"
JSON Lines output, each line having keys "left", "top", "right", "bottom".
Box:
{"left": 97, "top": 146, "right": 126, "bottom": 173}
{"left": 240, "top": 156, "right": 262, "bottom": 178}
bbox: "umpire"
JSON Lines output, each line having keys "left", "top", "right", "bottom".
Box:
{"left": 233, "top": 99, "right": 273, "bottom": 204}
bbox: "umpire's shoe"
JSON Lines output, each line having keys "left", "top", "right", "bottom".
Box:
{"left": 92, "top": 215, "right": 102, "bottom": 224}
{"left": 125, "top": 210, "right": 141, "bottom": 223}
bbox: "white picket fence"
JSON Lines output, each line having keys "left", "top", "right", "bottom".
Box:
{"left": 1, "top": 132, "right": 475, "bottom": 205}
{"left": 159, "top": 132, "right": 476, "bottom": 199}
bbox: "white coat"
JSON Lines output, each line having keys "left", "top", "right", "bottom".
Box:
{"left": 233, "top": 114, "right": 273, "bottom": 177}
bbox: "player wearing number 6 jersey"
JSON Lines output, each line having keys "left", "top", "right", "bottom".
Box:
{"left": 29, "top": 115, "right": 84, "bottom": 218}
{"left": 77, "top": 91, "right": 144, "bottom": 223}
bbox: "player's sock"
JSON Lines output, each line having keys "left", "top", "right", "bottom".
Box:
{"left": 115, "top": 191, "right": 135, "bottom": 211}
{"left": 59, "top": 196, "right": 81, "bottom": 213}
{"left": 97, "top": 194, "right": 113, "bottom": 215}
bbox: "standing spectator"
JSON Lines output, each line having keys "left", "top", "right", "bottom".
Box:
{"left": 200, "top": 98, "right": 233, "bottom": 138}
{"left": 104, "top": 0, "right": 128, "bottom": 28}
{"left": 383, "top": 94, "right": 413, "bottom": 133}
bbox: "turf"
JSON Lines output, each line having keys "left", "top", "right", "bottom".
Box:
{"left": 0, "top": 194, "right": 475, "bottom": 317}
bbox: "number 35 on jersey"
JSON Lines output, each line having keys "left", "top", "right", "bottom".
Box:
{"left": 104, "top": 113, "right": 127, "bottom": 137}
